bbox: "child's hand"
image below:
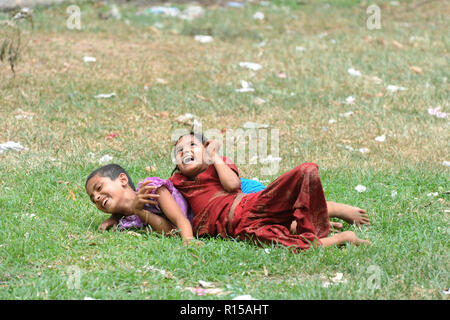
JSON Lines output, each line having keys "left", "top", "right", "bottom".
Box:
{"left": 183, "top": 237, "right": 203, "bottom": 247}
{"left": 98, "top": 216, "right": 120, "bottom": 232}
{"left": 130, "top": 180, "right": 160, "bottom": 214}
{"left": 98, "top": 220, "right": 117, "bottom": 232}
{"left": 204, "top": 139, "right": 221, "bottom": 164}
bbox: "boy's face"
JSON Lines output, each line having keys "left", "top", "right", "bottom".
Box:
{"left": 175, "top": 135, "right": 208, "bottom": 178}
{"left": 86, "top": 173, "right": 128, "bottom": 214}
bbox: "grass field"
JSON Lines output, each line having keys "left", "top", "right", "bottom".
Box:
{"left": 0, "top": 0, "right": 448, "bottom": 299}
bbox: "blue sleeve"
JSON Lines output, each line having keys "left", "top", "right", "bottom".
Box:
{"left": 240, "top": 178, "right": 266, "bottom": 194}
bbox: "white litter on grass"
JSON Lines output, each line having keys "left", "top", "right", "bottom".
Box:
{"left": 374, "top": 134, "right": 386, "bottom": 142}
{"left": 176, "top": 113, "right": 196, "bottom": 123}
{"left": 184, "top": 286, "right": 227, "bottom": 296}
{"left": 331, "top": 273, "right": 345, "bottom": 282}
{"left": 345, "top": 96, "right": 355, "bottom": 104}
{"left": 344, "top": 145, "right": 354, "bottom": 151}
{"left": 83, "top": 297, "right": 96, "bottom": 300}
{"left": 22, "top": 213, "right": 36, "bottom": 219}
{"left": 328, "top": 119, "right": 337, "bottom": 124}
{"left": 442, "top": 161, "right": 450, "bottom": 167}
{"left": 366, "top": 75, "right": 383, "bottom": 84}
{"left": 355, "top": 185, "right": 367, "bottom": 193}
{"left": 322, "top": 273, "right": 347, "bottom": 288}
{"left": 15, "top": 114, "right": 33, "bottom": 120}
{"left": 391, "top": 190, "right": 397, "bottom": 199}
{"left": 194, "top": 35, "right": 213, "bottom": 43}
{"left": 138, "top": 5, "right": 205, "bottom": 20}
{"left": 235, "top": 80, "right": 255, "bottom": 93}
{"left": 443, "top": 288, "right": 450, "bottom": 295}
{"left": 348, "top": 68, "right": 362, "bottom": 77}
{"left": 295, "top": 46, "right": 306, "bottom": 52}
{"left": 94, "top": 92, "right": 116, "bottom": 99}
{"left": 253, "top": 11, "right": 264, "bottom": 20}
{"left": 179, "top": 6, "right": 205, "bottom": 21}
{"left": 98, "top": 155, "right": 113, "bottom": 164}
{"left": 83, "top": 56, "right": 96, "bottom": 63}
{"left": 340, "top": 111, "right": 354, "bottom": 117}
{"left": 427, "top": 192, "right": 438, "bottom": 197}
{"left": 239, "top": 62, "right": 262, "bottom": 71}
{"left": 386, "top": 85, "right": 407, "bottom": 93}
{"left": 253, "top": 97, "right": 266, "bottom": 105}
{"left": 143, "top": 6, "right": 180, "bottom": 17}
{"left": 109, "top": 4, "right": 122, "bottom": 20}
{"left": 255, "top": 40, "right": 266, "bottom": 48}
{"left": 227, "top": 1, "right": 244, "bottom": 8}
{"left": 155, "top": 78, "right": 168, "bottom": 85}
{"left": 233, "top": 295, "right": 257, "bottom": 300}
{"left": 358, "top": 148, "right": 370, "bottom": 154}
{"left": 317, "top": 32, "right": 328, "bottom": 38}
{"left": 0, "top": 141, "right": 28, "bottom": 154}
{"left": 182, "top": 280, "right": 230, "bottom": 296}
{"left": 12, "top": 7, "right": 32, "bottom": 20}
{"left": 242, "top": 121, "right": 269, "bottom": 129}
{"left": 264, "top": 248, "right": 270, "bottom": 254}
{"left": 144, "top": 265, "right": 172, "bottom": 278}
{"left": 336, "top": 144, "right": 353, "bottom": 151}
{"left": 427, "top": 106, "right": 448, "bottom": 119}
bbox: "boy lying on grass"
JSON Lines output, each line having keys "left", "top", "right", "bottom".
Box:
{"left": 85, "top": 164, "right": 193, "bottom": 243}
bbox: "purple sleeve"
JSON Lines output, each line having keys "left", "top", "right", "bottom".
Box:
{"left": 118, "top": 177, "right": 193, "bottom": 231}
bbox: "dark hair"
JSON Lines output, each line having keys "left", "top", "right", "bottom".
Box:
{"left": 170, "top": 131, "right": 208, "bottom": 176}
{"left": 85, "top": 163, "right": 136, "bottom": 191}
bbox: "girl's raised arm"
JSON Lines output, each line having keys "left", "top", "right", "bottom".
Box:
{"left": 205, "top": 140, "right": 241, "bottom": 193}
{"left": 152, "top": 186, "right": 194, "bottom": 245}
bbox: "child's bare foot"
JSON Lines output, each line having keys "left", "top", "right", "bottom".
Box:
{"left": 319, "top": 231, "right": 370, "bottom": 247}
{"left": 340, "top": 231, "right": 371, "bottom": 246}
{"left": 328, "top": 202, "right": 370, "bottom": 226}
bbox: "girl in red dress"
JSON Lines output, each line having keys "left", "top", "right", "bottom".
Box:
{"left": 169, "top": 132, "right": 370, "bottom": 252}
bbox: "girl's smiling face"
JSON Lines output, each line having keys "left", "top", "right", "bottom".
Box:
{"left": 86, "top": 173, "right": 128, "bottom": 214}
{"left": 175, "top": 135, "right": 209, "bottom": 178}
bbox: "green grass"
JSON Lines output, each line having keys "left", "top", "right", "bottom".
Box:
{"left": 0, "top": 0, "right": 449, "bottom": 299}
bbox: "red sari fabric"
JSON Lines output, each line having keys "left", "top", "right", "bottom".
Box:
{"left": 229, "top": 163, "right": 330, "bottom": 252}
{"left": 170, "top": 159, "right": 330, "bottom": 252}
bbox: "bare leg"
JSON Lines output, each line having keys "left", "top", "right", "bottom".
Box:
{"left": 290, "top": 201, "right": 370, "bottom": 234}
{"left": 319, "top": 231, "right": 371, "bottom": 247}
{"left": 290, "top": 220, "right": 342, "bottom": 234}
{"left": 327, "top": 201, "right": 370, "bottom": 226}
